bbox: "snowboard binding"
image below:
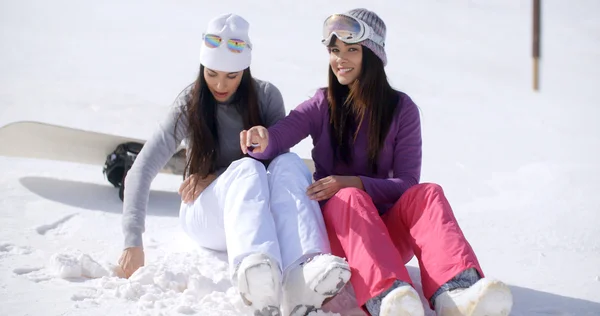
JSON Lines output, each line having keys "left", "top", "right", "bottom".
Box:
{"left": 103, "top": 142, "right": 143, "bottom": 201}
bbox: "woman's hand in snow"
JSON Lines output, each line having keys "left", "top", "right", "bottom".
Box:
{"left": 178, "top": 173, "right": 217, "bottom": 203}
{"left": 306, "top": 176, "right": 364, "bottom": 201}
{"left": 118, "top": 246, "right": 144, "bottom": 279}
{"left": 240, "top": 126, "right": 269, "bottom": 154}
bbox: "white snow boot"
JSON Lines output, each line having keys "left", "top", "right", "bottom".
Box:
{"left": 237, "top": 253, "right": 282, "bottom": 316}
{"left": 434, "top": 278, "right": 513, "bottom": 316}
{"left": 281, "top": 254, "right": 351, "bottom": 316}
{"left": 365, "top": 280, "right": 425, "bottom": 316}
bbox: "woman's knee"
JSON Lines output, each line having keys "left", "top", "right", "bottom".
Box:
{"left": 268, "top": 152, "right": 307, "bottom": 172}
{"left": 334, "top": 187, "right": 369, "bottom": 200}
{"left": 323, "top": 188, "right": 378, "bottom": 220}
{"left": 267, "top": 152, "right": 312, "bottom": 180}
{"left": 232, "top": 157, "right": 265, "bottom": 171}
{"left": 404, "top": 182, "right": 445, "bottom": 199}
{"left": 270, "top": 152, "right": 301, "bottom": 165}
{"left": 226, "top": 157, "right": 266, "bottom": 178}
{"left": 397, "top": 182, "right": 451, "bottom": 218}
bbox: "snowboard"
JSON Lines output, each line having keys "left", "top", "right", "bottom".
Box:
{"left": 0, "top": 120, "right": 186, "bottom": 175}
{"left": 0, "top": 121, "right": 316, "bottom": 174}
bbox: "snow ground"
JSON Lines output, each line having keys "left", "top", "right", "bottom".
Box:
{"left": 0, "top": 0, "right": 599, "bottom": 315}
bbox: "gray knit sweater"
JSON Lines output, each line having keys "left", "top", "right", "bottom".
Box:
{"left": 121, "top": 79, "right": 286, "bottom": 249}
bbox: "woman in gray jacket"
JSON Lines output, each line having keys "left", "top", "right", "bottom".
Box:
{"left": 117, "top": 13, "right": 350, "bottom": 316}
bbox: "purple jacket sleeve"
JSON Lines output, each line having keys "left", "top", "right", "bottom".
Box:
{"left": 249, "top": 90, "right": 324, "bottom": 160}
{"left": 358, "top": 96, "right": 422, "bottom": 206}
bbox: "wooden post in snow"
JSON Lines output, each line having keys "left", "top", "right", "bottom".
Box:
{"left": 532, "top": 0, "right": 541, "bottom": 91}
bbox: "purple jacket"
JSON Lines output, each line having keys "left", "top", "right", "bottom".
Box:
{"left": 249, "top": 88, "right": 422, "bottom": 214}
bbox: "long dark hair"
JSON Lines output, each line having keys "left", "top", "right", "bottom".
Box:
{"left": 176, "top": 65, "right": 263, "bottom": 179}
{"left": 327, "top": 38, "right": 399, "bottom": 173}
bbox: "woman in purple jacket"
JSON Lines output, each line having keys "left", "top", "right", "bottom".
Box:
{"left": 241, "top": 8, "right": 513, "bottom": 316}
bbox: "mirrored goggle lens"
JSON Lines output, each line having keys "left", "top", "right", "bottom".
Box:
{"left": 226, "top": 38, "right": 247, "bottom": 53}
{"left": 204, "top": 34, "right": 250, "bottom": 53}
{"left": 204, "top": 34, "right": 222, "bottom": 48}
{"left": 322, "top": 14, "right": 363, "bottom": 42}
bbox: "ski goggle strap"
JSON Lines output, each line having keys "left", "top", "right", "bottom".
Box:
{"left": 321, "top": 14, "right": 385, "bottom": 47}
{"left": 203, "top": 33, "right": 251, "bottom": 54}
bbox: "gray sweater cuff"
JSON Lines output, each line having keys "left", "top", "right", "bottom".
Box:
{"left": 124, "top": 230, "right": 143, "bottom": 249}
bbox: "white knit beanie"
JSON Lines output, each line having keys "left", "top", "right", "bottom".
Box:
{"left": 199, "top": 13, "right": 252, "bottom": 72}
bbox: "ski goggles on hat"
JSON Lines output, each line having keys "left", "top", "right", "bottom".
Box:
{"left": 202, "top": 33, "right": 252, "bottom": 53}
{"left": 321, "top": 14, "right": 385, "bottom": 47}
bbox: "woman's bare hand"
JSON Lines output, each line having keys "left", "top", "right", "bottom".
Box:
{"left": 118, "top": 246, "right": 144, "bottom": 278}
{"left": 240, "top": 126, "right": 269, "bottom": 154}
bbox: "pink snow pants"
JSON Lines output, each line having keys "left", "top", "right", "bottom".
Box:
{"left": 322, "top": 183, "right": 484, "bottom": 310}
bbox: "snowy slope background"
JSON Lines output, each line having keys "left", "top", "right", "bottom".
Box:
{"left": 1, "top": 0, "right": 599, "bottom": 315}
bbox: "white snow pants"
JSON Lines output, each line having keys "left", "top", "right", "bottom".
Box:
{"left": 178, "top": 152, "right": 331, "bottom": 277}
